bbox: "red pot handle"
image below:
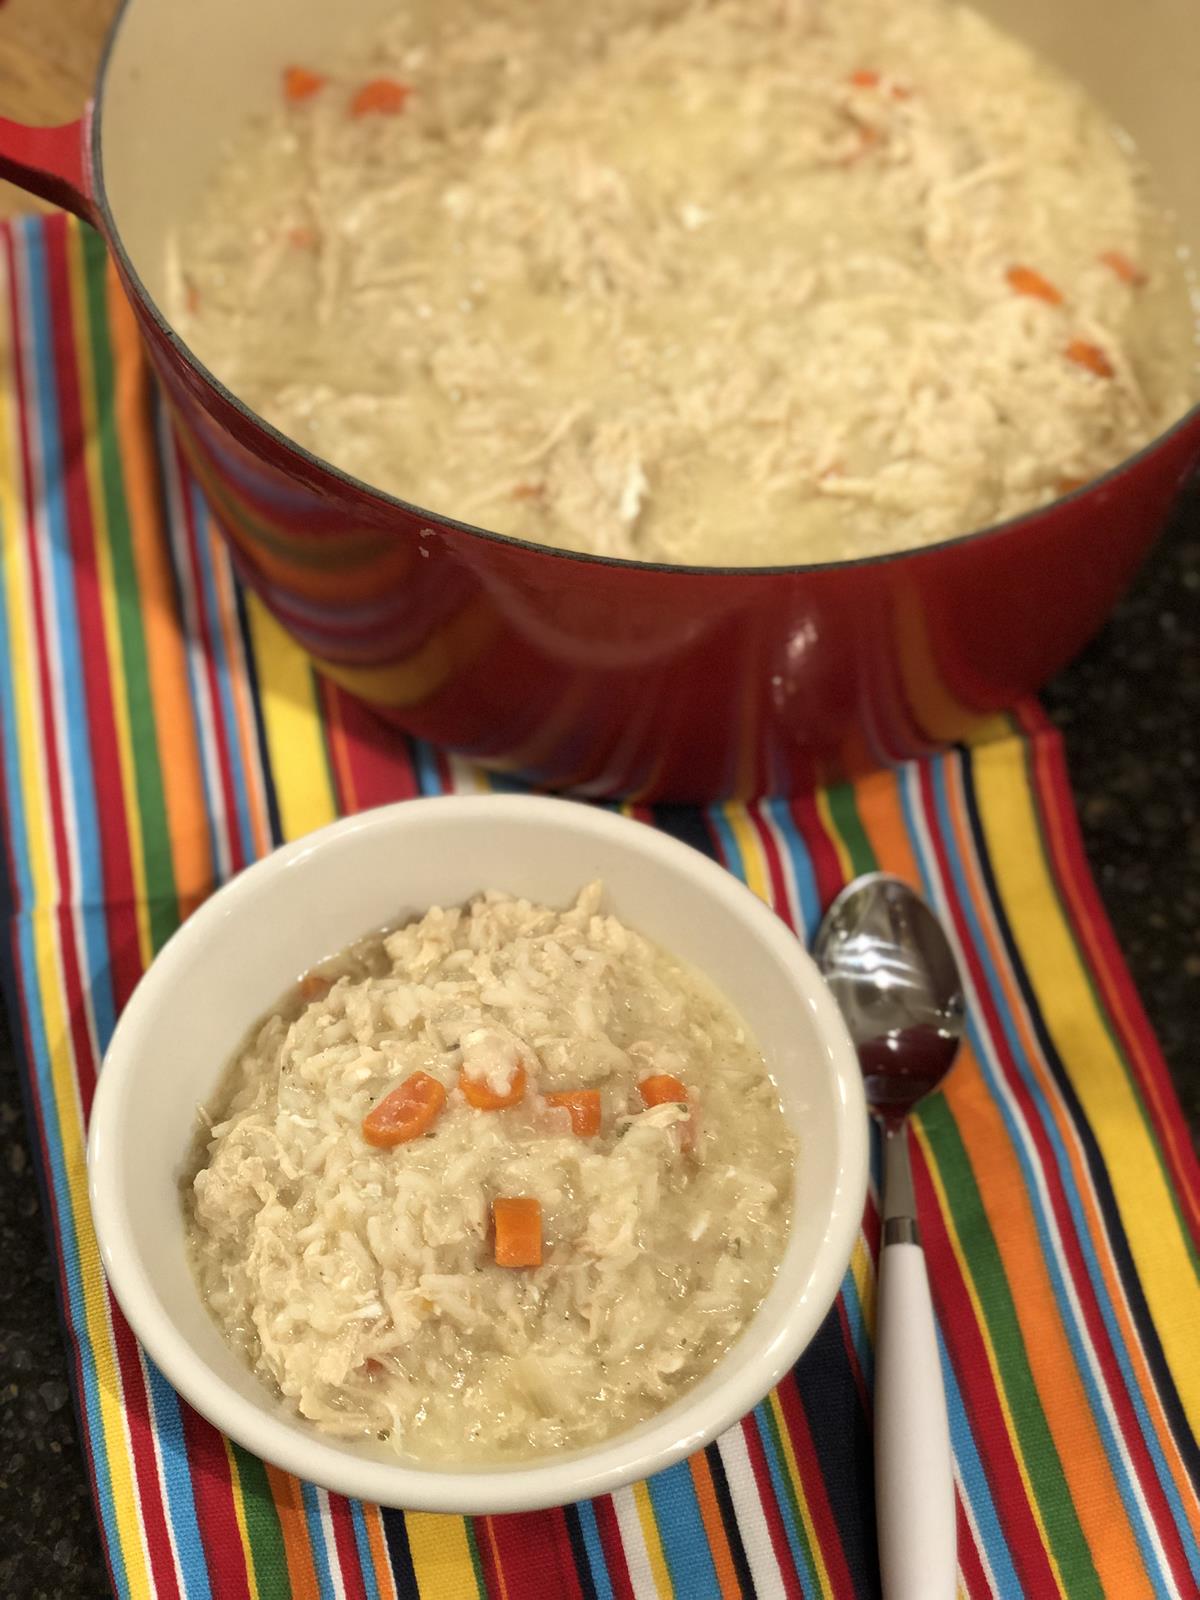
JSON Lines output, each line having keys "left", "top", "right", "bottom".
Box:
{"left": 0, "top": 110, "right": 95, "bottom": 224}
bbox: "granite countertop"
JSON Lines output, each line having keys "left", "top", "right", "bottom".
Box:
{"left": 0, "top": 501, "right": 1197, "bottom": 1596}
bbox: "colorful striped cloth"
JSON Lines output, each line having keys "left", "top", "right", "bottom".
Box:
{"left": 0, "top": 210, "right": 1197, "bottom": 1600}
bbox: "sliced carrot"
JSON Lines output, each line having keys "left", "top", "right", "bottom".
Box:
{"left": 298, "top": 972, "right": 331, "bottom": 1001}
{"left": 848, "top": 68, "right": 880, "bottom": 89}
{"left": 493, "top": 1196, "right": 542, "bottom": 1267}
{"left": 1065, "top": 339, "right": 1114, "bottom": 379}
{"left": 638, "top": 1073, "right": 689, "bottom": 1108}
{"left": 1006, "top": 265, "right": 1063, "bottom": 306}
{"left": 362, "top": 1071, "right": 446, "bottom": 1148}
{"left": 351, "top": 78, "right": 413, "bottom": 118}
{"left": 1099, "top": 249, "right": 1146, "bottom": 287}
{"left": 460, "top": 1061, "right": 527, "bottom": 1111}
{"left": 544, "top": 1089, "right": 602, "bottom": 1137}
{"left": 283, "top": 66, "right": 328, "bottom": 103}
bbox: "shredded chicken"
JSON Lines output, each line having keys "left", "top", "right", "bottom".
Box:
{"left": 174, "top": 0, "right": 1197, "bottom": 563}
{"left": 186, "top": 885, "right": 794, "bottom": 1461}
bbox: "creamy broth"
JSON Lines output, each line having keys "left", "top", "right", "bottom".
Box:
{"left": 172, "top": 0, "right": 1198, "bottom": 563}
{"left": 186, "top": 885, "right": 795, "bottom": 1461}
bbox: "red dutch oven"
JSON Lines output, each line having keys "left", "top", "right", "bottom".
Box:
{"left": 1, "top": 0, "right": 1196, "bottom": 800}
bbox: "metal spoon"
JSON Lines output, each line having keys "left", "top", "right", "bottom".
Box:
{"left": 813, "top": 873, "right": 963, "bottom": 1600}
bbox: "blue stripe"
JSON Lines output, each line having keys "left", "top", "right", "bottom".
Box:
{"left": 299, "top": 1482, "right": 337, "bottom": 1600}
{"left": 938, "top": 1320, "right": 1022, "bottom": 1597}
{"left": 763, "top": 796, "right": 822, "bottom": 937}
{"left": 838, "top": 1264, "right": 873, "bottom": 1393}
{"left": 190, "top": 492, "right": 256, "bottom": 867}
{"left": 348, "top": 1502, "right": 381, "bottom": 1600}
{"left": 571, "top": 1502, "right": 615, "bottom": 1600}
{"left": 412, "top": 741, "right": 444, "bottom": 797}
{"left": 750, "top": 1404, "right": 820, "bottom": 1596}
{"left": 23, "top": 222, "right": 116, "bottom": 1050}
{"left": 705, "top": 805, "right": 745, "bottom": 879}
{"left": 923, "top": 754, "right": 1184, "bottom": 1596}
{"left": 143, "top": 1362, "right": 214, "bottom": 1599}
{"left": 645, "top": 1460, "right": 722, "bottom": 1598}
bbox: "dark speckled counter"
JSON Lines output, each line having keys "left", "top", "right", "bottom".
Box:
{"left": 0, "top": 497, "right": 1196, "bottom": 1597}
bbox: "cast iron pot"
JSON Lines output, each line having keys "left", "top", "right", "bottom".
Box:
{"left": 1, "top": 0, "right": 1196, "bottom": 799}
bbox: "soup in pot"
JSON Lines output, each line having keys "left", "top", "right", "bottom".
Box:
{"left": 170, "top": 0, "right": 1199, "bottom": 564}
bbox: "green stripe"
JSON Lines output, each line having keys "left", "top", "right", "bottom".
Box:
{"left": 918, "top": 1094, "right": 1104, "bottom": 1597}
{"left": 827, "top": 780, "right": 876, "bottom": 878}
{"left": 1015, "top": 738, "right": 1200, "bottom": 1280}
{"left": 755, "top": 1400, "right": 822, "bottom": 1595}
{"left": 229, "top": 1443, "right": 291, "bottom": 1599}
{"left": 81, "top": 226, "right": 179, "bottom": 955}
{"left": 463, "top": 1518, "right": 489, "bottom": 1596}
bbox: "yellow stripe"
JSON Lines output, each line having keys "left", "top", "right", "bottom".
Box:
{"left": 724, "top": 805, "right": 770, "bottom": 902}
{"left": 972, "top": 735, "right": 1200, "bottom": 1429}
{"left": 914, "top": 1120, "right": 1069, "bottom": 1600}
{"left": 765, "top": 1390, "right": 835, "bottom": 1599}
{"left": 222, "top": 1440, "right": 262, "bottom": 1600}
{"left": 243, "top": 594, "right": 336, "bottom": 840}
{"left": 814, "top": 789, "right": 854, "bottom": 883}
{"left": 0, "top": 261, "right": 155, "bottom": 1593}
{"left": 66, "top": 225, "right": 153, "bottom": 971}
{"left": 632, "top": 1480, "right": 675, "bottom": 1597}
{"left": 405, "top": 1513, "right": 483, "bottom": 1596}
{"left": 850, "top": 1232, "right": 876, "bottom": 1345}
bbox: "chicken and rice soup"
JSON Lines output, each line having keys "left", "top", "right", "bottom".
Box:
{"left": 171, "top": 0, "right": 1198, "bottom": 565}
{"left": 186, "top": 884, "right": 796, "bottom": 1460}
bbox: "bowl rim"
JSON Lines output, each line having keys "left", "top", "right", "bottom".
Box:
{"left": 89, "top": 0, "right": 1200, "bottom": 583}
{"left": 87, "top": 793, "right": 869, "bottom": 1513}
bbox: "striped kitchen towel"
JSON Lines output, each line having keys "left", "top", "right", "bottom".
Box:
{"left": 0, "top": 209, "right": 1198, "bottom": 1599}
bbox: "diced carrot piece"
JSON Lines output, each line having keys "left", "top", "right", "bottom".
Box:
{"left": 283, "top": 66, "right": 327, "bottom": 103}
{"left": 1099, "top": 250, "right": 1146, "bottom": 286}
{"left": 362, "top": 1071, "right": 446, "bottom": 1147}
{"left": 287, "top": 225, "right": 318, "bottom": 250}
{"left": 638, "top": 1073, "right": 689, "bottom": 1108}
{"left": 1057, "top": 476, "right": 1086, "bottom": 495}
{"left": 889, "top": 82, "right": 913, "bottom": 101}
{"left": 298, "top": 973, "right": 331, "bottom": 1001}
{"left": 848, "top": 68, "right": 880, "bottom": 89}
{"left": 184, "top": 279, "right": 201, "bottom": 315}
{"left": 545, "top": 1089, "right": 602, "bottom": 1137}
{"left": 493, "top": 1196, "right": 542, "bottom": 1267}
{"left": 350, "top": 78, "right": 413, "bottom": 118}
{"left": 460, "top": 1062, "right": 527, "bottom": 1111}
{"left": 1006, "top": 265, "right": 1063, "bottom": 306}
{"left": 1065, "top": 339, "right": 1114, "bottom": 379}
{"left": 511, "top": 481, "right": 545, "bottom": 500}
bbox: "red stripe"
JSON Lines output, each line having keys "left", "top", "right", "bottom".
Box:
{"left": 923, "top": 757, "right": 1194, "bottom": 1585}
{"left": 747, "top": 807, "right": 797, "bottom": 930}
{"left": 178, "top": 1407, "right": 254, "bottom": 1600}
{"left": 326, "top": 680, "right": 420, "bottom": 812}
{"left": 910, "top": 1136, "right": 1061, "bottom": 1597}
{"left": 483, "top": 1511, "right": 586, "bottom": 1600}
{"left": 741, "top": 1417, "right": 805, "bottom": 1599}
{"left": 591, "top": 1498, "right": 636, "bottom": 1600}
{"left": 955, "top": 1493, "right": 989, "bottom": 1597}
{"left": 327, "top": 1495, "right": 368, "bottom": 1600}
{"left": 773, "top": 1378, "right": 858, "bottom": 1600}
{"left": 44, "top": 219, "right": 145, "bottom": 1017}
{"left": 787, "top": 793, "right": 843, "bottom": 907}
{"left": 1017, "top": 705, "right": 1200, "bottom": 1243}
{"left": 174, "top": 441, "right": 245, "bottom": 875}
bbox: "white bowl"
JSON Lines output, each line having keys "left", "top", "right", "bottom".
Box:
{"left": 88, "top": 795, "right": 868, "bottom": 1513}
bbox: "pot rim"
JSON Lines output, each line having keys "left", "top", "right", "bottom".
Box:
{"left": 90, "top": 0, "right": 1200, "bottom": 581}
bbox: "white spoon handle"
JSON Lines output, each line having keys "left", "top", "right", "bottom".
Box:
{"left": 875, "top": 1234, "right": 957, "bottom": 1599}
